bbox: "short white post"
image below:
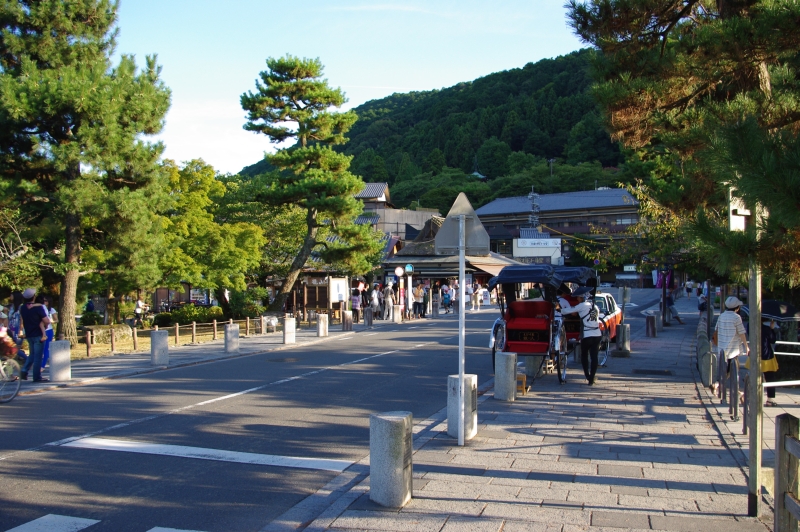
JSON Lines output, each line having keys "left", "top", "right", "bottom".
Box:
{"left": 370, "top": 411, "right": 413, "bottom": 508}
{"left": 447, "top": 374, "right": 478, "bottom": 440}
{"left": 392, "top": 305, "right": 402, "bottom": 323}
{"left": 224, "top": 323, "right": 239, "bottom": 353}
{"left": 432, "top": 301, "right": 439, "bottom": 317}
{"left": 261, "top": 316, "right": 267, "bottom": 335}
{"left": 364, "top": 307, "right": 373, "bottom": 327}
{"left": 317, "top": 314, "right": 328, "bottom": 337}
{"left": 524, "top": 356, "right": 541, "bottom": 378}
{"left": 283, "top": 316, "right": 296, "bottom": 344}
{"left": 150, "top": 330, "right": 169, "bottom": 366}
{"left": 656, "top": 310, "right": 664, "bottom": 332}
{"left": 342, "top": 310, "right": 353, "bottom": 331}
{"left": 494, "top": 352, "right": 517, "bottom": 401}
{"left": 49, "top": 340, "right": 72, "bottom": 382}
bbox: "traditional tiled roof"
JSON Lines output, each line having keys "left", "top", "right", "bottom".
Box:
{"left": 354, "top": 182, "right": 389, "bottom": 200}
{"left": 355, "top": 213, "right": 380, "bottom": 225}
{"left": 519, "top": 228, "right": 552, "bottom": 238}
{"left": 475, "top": 189, "right": 638, "bottom": 216}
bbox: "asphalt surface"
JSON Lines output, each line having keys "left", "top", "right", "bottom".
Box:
{"left": 0, "top": 311, "right": 498, "bottom": 532}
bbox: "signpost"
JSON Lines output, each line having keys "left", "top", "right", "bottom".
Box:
{"left": 434, "top": 193, "right": 490, "bottom": 445}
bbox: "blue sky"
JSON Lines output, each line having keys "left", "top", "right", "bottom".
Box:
{"left": 116, "top": 1, "right": 586, "bottom": 174}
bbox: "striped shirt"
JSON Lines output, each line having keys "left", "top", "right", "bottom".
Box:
{"left": 715, "top": 310, "right": 747, "bottom": 360}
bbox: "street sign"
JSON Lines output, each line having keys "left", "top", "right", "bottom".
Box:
{"left": 404, "top": 264, "right": 413, "bottom": 273}
{"left": 434, "top": 193, "right": 490, "bottom": 256}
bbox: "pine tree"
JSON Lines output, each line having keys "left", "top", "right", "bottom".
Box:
{"left": 567, "top": 0, "right": 800, "bottom": 284}
{"left": 0, "top": 1, "right": 171, "bottom": 343}
{"left": 241, "top": 56, "right": 383, "bottom": 311}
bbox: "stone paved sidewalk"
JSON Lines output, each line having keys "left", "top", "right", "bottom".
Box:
{"left": 292, "top": 293, "right": 774, "bottom": 532}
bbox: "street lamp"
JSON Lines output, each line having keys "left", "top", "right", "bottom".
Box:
{"left": 548, "top": 158, "right": 556, "bottom": 177}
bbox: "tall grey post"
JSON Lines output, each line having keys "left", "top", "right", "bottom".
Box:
{"left": 283, "top": 316, "right": 296, "bottom": 344}
{"left": 317, "top": 314, "right": 328, "bottom": 337}
{"left": 150, "top": 330, "right": 169, "bottom": 366}
{"left": 224, "top": 323, "right": 239, "bottom": 353}
{"left": 432, "top": 301, "right": 439, "bottom": 317}
{"left": 49, "top": 340, "right": 71, "bottom": 382}
{"left": 655, "top": 310, "right": 664, "bottom": 332}
{"left": 364, "top": 307, "right": 373, "bottom": 327}
{"left": 447, "top": 374, "right": 477, "bottom": 440}
{"left": 495, "top": 352, "right": 517, "bottom": 401}
{"left": 392, "top": 305, "right": 402, "bottom": 323}
{"left": 342, "top": 310, "right": 353, "bottom": 331}
{"left": 370, "top": 411, "right": 413, "bottom": 508}
{"left": 261, "top": 316, "right": 268, "bottom": 335}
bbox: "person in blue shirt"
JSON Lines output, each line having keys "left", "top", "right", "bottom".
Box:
{"left": 19, "top": 288, "right": 51, "bottom": 382}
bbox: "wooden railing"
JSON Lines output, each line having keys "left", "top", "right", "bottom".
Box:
{"left": 775, "top": 413, "right": 800, "bottom": 531}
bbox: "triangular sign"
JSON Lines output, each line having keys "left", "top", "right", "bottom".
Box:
{"left": 434, "top": 193, "right": 490, "bottom": 255}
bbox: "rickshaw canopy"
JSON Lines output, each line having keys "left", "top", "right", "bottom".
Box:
{"left": 553, "top": 266, "right": 597, "bottom": 287}
{"left": 487, "top": 264, "right": 563, "bottom": 291}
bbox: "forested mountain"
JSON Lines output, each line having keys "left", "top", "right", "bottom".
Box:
{"left": 241, "top": 49, "right": 630, "bottom": 212}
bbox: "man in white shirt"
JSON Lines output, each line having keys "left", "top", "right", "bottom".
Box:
{"left": 560, "top": 286, "right": 605, "bottom": 385}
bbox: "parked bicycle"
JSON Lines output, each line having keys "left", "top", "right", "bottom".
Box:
{"left": 0, "top": 332, "right": 21, "bottom": 403}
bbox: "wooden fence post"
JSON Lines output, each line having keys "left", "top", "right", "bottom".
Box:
{"left": 110, "top": 327, "right": 116, "bottom": 354}
{"left": 776, "top": 414, "right": 800, "bottom": 531}
{"left": 175, "top": 323, "right": 179, "bottom": 345}
{"left": 213, "top": 319, "right": 217, "bottom": 340}
{"left": 246, "top": 317, "right": 250, "bottom": 337}
{"left": 192, "top": 321, "right": 197, "bottom": 344}
{"left": 86, "top": 330, "right": 92, "bottom": 358}
{"left": 132, "top": 328, "right": 138, "bottom": 351}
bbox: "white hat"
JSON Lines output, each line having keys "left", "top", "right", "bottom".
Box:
{"left": 725, "top": 296, "right": 743, "bottom": 309}
{"left": 22, "top": 288, "right": 36, "bottom": 299}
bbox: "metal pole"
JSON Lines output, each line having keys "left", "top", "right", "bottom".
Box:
{"left": 458, "top": 214, "right": 466, "bottom": 446}
{"left": 748, "top": 254, "right": 763, "bottom": 517}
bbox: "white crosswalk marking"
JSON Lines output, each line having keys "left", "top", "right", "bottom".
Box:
{"left": 62, "top": 437, "right": 353, "bottom": 472}
{"left": 147, "top": 526, "right": 208, "bottom": 532}
{"left": 5, "top": 514, "right": 99, "bottom": 532}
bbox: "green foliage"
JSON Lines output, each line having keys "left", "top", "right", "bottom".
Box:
{"left": 159, "top": 160, "right": 266, "bottom": 292}
{"left": 342, "top": 50, "right": 621, "bottom": 186}
{"left": 241, "top": 56, "right": 384, "bottom": 310}
{"left": 477, "top": 138, "right": 512, "bottom": 178}
{"left": 80, "top": 311, "right": 103, "bottom": 327}
{"left": 152, "top": 313, "right": 173, "bottom": 327}
{"left": 170, "top": 304, "right": 224, "bottom": 325}
{"left": 228, "top": 288, "right": 268, "bottom": 319}
{"left": 0, "top": 1, "right": 172, "bottom": 343}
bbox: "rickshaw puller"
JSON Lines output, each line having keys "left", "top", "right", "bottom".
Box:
{"left": 560, "top": 286, "right": 605, "bottom": 385}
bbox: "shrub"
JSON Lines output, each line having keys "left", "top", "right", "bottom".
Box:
{"left": 152, "top": 313, "right": 173, "bottom": 327}
{"left": 80, "top": 311, "right": 103, "bottom": 326}
{"left": 170, "top": 304, "right": 224, "bottom": 325}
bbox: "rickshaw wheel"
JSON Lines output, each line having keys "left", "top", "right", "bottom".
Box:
{"left": 491, "top": 325, "right": 506, "bottom": 372}
{"left": 599, "top": 331, "right": 611, "bottom": 367}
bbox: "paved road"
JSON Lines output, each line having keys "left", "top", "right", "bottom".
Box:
{"left": 0, "top": 311, "right": 498, "bottom": 532}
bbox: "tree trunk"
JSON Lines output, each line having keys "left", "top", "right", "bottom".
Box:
{"left": 214, "top": 287, "right": 232, "bottom": 318}
{"left": 268, "top": 210, "right": 318, "bottom": 312}
{"left": 58, "top": 212, "right": 81, "bottom": 345}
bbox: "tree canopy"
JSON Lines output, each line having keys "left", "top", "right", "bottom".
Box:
{"left": 241, "top": 56, "right": 384, "bottom": 311}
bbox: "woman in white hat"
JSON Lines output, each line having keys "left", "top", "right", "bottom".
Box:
{"left": 712, "top": 296, "right": 749, "bottom": 395}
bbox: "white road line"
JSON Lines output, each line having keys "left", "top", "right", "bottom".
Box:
{"left": 5, "top": 514, "right": 99, "bottom": 532}
{"left": 414, "top": 344, "right": 425, "bottom": 348}
{"left": 0, "top": 348, "right": 406, "bottom": 462}
{"left": 147, "top": 526, "right": 202, "bottom": 532}
{"left": 363, "top": 333, "right": 378, "bottom": 336}
{"left": 62, "top": 437, "right": 352, "bottom": 473}
{"left": 335, "top": 336, "right": 353, "bottom": 340}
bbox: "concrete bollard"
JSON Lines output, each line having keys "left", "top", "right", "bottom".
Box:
{"left": 369, "top": 411, "right": 413, "bottom": 508}
{"left": 224, "top": 323, "right": 239, "bottom": 353}
{"left": 364, "top": 307, "right": 373, "bottom": 327}
{"left": 261, "top": 316, "right": 267, "bottom": 335}
{"left": 655, "top": 310, "right": 664, "bottom": 332}
{"left": 317, "top": 314, "right": 328, "bottom": 337}
{"left": 612, "top": 324, "right": 632, "bottom": 357}
{"left": 151, "top": 330, "right": 169, "bottom": 366}
{"left": 49, "top": 340, "right": 72, "bottom": 382}
{"left": 524, "top": 356, "right": 543, "bottom": 378}
{"left": 432, "top": 301, "right": 439, "bottom": 317}
{"left": 447, "top": 374, "right": 478, "bottom": 440}
{"left": 283, "top": 316, "right": 296, "bottom": 344}
{"left": 342, "top": 310, "right": 353, "bottom": 331}
{"left": 494, "top": 352, "right": 517, "bottom": 401}
{"left": 393, "top": 305, "right": 402, "bottom": 323}
{"left": 645, "top": 315, "right": 657, "bottom": 337}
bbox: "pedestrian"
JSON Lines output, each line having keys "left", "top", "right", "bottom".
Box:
{"left": 383, "top": 282, "right": 395, "bottom": 321}
{"left": 413, "top": 283, "right": 424, "bottom": 318}
{"left": 712, "top": 296, "right": 749, "bottom": 395}
{"left": 560, "top": 286, "right": 605, "bottom": 385}
{"left": 665, "top": 290, "right": 684, "bottom": 324}
{"left": 38, "top": 295, "right": 57, "bottom": 368}
{"left": 697, "top": 294, "right": 708, "bottom": 317}
{"left": 19, "top": 288, "right": 51, "bottom": 382}
{"left": 351, "top": 288, "right": 361, "bottom": 324}
{"left": 7, "top": 293, "right": 26, "bottom": 365}
{"left": 467, "top": 282, "right": 475, "bottom": 311}
{"left": 750, "top": 318, "right": 779, "bottom": 407}
{"left": 422, "top": 284, "right": 429, "bottom": 318}
{"left": 370, "top": 283, "right": 381, "bottom": 319}
{"left": 134, "top": 296, "right": 147, "bottom": 328}
{"left": 685, "top": 279, "right": 693, "bottom": 297}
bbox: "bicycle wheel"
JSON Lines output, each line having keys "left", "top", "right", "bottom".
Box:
{"left": 0, "top": 358, "right": 21, "bottom": 403}
{"left": 598, "top": 332, "right": 610, "bottom": 367}
{"left": 557, "top": 350, "right": 568, "bottom": 384}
